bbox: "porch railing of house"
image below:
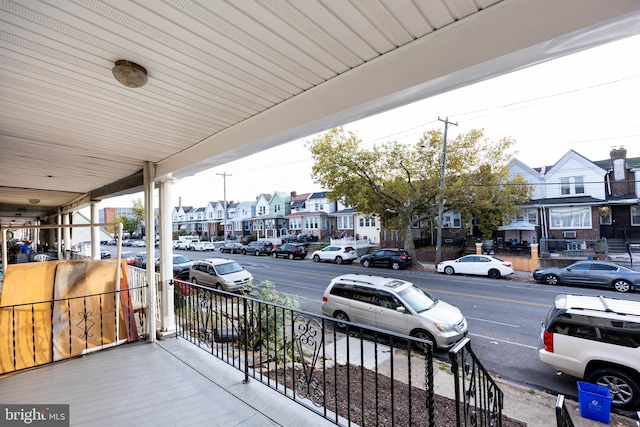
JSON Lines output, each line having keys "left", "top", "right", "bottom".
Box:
{"left": 449, "top": 338, "right": 504, "bottom": 427}
{"left": 0, "top": 285, "right": 146, "bottom": 375}
{"left": 539, "top": 238, "right": 607, "bottom": 258}
{"left": 172, "top": 280, "right": 506, "bottom": 427}
{"left": 554, "top": 395, "right": 575, "bottom": 427}
{"left": 125, "top": 265, "right": 159, "bottom": 324}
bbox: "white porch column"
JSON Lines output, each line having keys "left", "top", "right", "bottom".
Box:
{"left": 63, "top": 212, "right": 71, "bottom": 259}
{"left": 158, "top": 176, "right": 176, "bottom": 335}
{"left": 90, "top": 201, "right": 100, "bottom": 260}
{"left": 143, "top": 162, "right": 157, "bottom": 341}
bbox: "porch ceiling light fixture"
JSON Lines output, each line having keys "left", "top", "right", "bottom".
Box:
{"left": 112, "top": 60, "right": 148, "bottom": 88}
{"left": 28, "top": 198, "right": 40, "bottom": 205}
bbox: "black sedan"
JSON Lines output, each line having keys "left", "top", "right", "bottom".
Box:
{"left": 169, "top": 254, "right": 193, "bottom": 278}
{"left": 360, "top": 248, "right": 412, "bottom": 270}
{"left": 218, "top": 242, "right": 245, "bottom": 254}
{"left": 533, "top": 261, "right": 640, "bottom": 293}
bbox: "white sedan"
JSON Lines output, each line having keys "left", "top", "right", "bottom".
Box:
{"left": 311, "top": 245, "right": 357, "bottom": 264}
{"left": 437, "top": 255, "right": 514, "bottom": 279}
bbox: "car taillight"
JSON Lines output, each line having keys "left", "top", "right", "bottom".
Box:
{"left": 503, "top": 262, "right": 512, "bottom": 267}
{"left": 399, "top": 255, "right": 407, "bottom": 259}
{"left": 322, "top": 296, "right": 328, "bottom": 302}
{"left": 543, "top": 330, "right": 553, "bottom": 352}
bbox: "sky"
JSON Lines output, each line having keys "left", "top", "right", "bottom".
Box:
{"left": 102, "top": 33, "right": 640, "bottom": 210}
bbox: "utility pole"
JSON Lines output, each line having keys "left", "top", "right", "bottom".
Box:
{"left": 217, "top": 172, "right": 231, "bottom": 243}
{"left": 435, "top": 117, "right": 457, "bottom": 266}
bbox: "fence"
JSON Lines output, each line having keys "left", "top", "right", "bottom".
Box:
{"left": 449, "top": 338, "right": 504, "bottom": 427}
{"left": 173, "top": 280, "right": 507, "bottom": 427}
{"left": 539, "top": 238, "right": 607, "bottom": 258}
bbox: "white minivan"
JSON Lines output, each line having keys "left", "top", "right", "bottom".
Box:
{"left": 321, "top": 274, "right": 467, "bottom": 350}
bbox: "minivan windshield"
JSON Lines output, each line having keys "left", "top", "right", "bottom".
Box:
{"left": 398, "top": 286, "right": 437, "bottom": 313}
{"left": 215, "top": 262, "right": 243, "bottom": 275}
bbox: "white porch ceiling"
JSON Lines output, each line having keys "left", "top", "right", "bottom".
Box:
{"left": 1, "top": 0, "right": 640, "bottom": 227}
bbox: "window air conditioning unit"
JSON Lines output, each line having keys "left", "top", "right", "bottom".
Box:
{"left": 563, "top": 231, "right": 577, "bottom": 239}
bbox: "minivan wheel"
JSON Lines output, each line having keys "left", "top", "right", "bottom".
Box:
{"left": 335, "top": 256, "right": 343, "bottom": 265}
{"left": 313, "top": 254, "right": 320, "bottom": 262}
{"left": 334, "top": 312, "right": 349, "bottom": 331}
{"left": 391, "top": 262, "right": 401, "bottom": 270}
{"left": 191, "top": 278, "right": 198, "bottom": 285}
{"left": 488, "top": 269, "right": 501, "bottom": 279}
{"left": 612, "top": 279, "right": 631, "bottom": 293}
{"left": 587, "top": 368, "right": 640, "bottom": 409}
{"left": 544, "top": 274, "right": 559, "bottom": 286}
{"left": 411, "top": 330, "right": 436, "bottom": 352}
{"left": 216, "top": 283, "right": 223, "bottom": 291}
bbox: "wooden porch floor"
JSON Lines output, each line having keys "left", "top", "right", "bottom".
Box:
{"left": 0, "top": 337, "right": 335, "bottom": 426}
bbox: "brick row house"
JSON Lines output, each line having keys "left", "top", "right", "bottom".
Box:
{"left": 506, "top": 146, "right": 640, "bottom": 246}
{"left": 172, "top": 191, "right": 382, "bottom": 244}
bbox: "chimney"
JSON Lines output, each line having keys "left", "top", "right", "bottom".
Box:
{"left": 610, "top": 145, "right": 627, "bottom": 163}
{"left": 290, "top": 191, "right": 297, "bottom": 198}
{"left": 179, "top": 197, "right": 182, "bottom": 207}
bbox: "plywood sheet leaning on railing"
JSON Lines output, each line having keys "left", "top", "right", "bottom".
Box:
{"left": 52, "top": 260, "right": 136, "bottom": 360}
{"left": 0, "top": 259, "right": 138, "bottom": 374}
{"left": 0, "top": 261, "right": 58, "bottom": 373}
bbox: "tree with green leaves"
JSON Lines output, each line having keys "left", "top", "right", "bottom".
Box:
{"left": 307, "top": 127, "right": 532, "bottom": 263}
{"left": 115, "top": 198, "right": 146, "bottom": 237}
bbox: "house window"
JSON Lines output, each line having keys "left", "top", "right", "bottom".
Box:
{"left": 258, "top": 206, "right": 266, "bottom": 215}
{"left": 442, "top": 211, "right": 461, "bottom": 228}
{"left": 631, "top": 206, "right": 640, "bottom": 226}
{"left": 305, "top": 217, "right": 319, "bottom": 229}
{"left": 526, "top": 210, "right": 538, "bottom": 225}
{"left": 574, "top": 176, "right": 585, "bottom": 194}
{"left": 289, "top": 218, "right": 301, "bottom": 230}
{"left": 359, "top": 217, "right": 376, "bottom": 227}
{"left": 338, "top": 216, "right": 353, "bottom": 229}
{"left": 560, "top": 178, "right": 570, "bottom": 195}
{"left": 549, "top": 207, "right": 592, "bottom": 229}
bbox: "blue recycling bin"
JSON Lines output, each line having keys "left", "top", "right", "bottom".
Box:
{"left": 20, "top": 243, "right": 31, "bottom": 254}
{"left": 577, "top": 381, "right": 611, "bottom": 424}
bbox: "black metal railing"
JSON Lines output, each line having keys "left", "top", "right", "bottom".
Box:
{"left": 449, "top": 337, "right": 504, "bottom": 427}
{"left": 0, "top": 285, "right": 147, "bottom": 375}
{"left": 554, "top": 395, "right": 575, "bottom": 427}
{"left": 172, "top": 279, "right": 439, "bottom": 426}
{"left": 173, "top": 280, "right": 510, "bottom": 426}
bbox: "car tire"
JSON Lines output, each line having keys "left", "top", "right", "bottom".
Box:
{"left": 288, "top": 253, "right": 294, "bottom": 260}
{"left": 544, "top": 274, "right": 559, "bottom": 285}
{"left": 333, "top": 311, "right": 349, "bottom": 331}
{"left": 612, "top": 279, "right": 631, "bottom": 293}
{"left": 444, "top": 266, "right": 455, "bottom": 275}
{"left": 241, "top": 249, "right": 246, "bottom": 255}
{"left": 411, "top": 329, "right": 436, "bottom": 352}
{"left": 587, "top": 368, "right": 640, "bottom": 409}
{"left": 191, "top": 278, "right": 198, "bottom": 285}
{"left": 335, "top": 256, "right": 343, "bottom": 265}
{"left": 362, "top": 260, "right": 371, "bottom": 268}
{"left": 391, "top": 262, "right": 401, "bottom": 270}
{"left": 313, "top": 254, "right": 320, "bottom": 262}
{"left": 488, "top": 269, "right": 501, "bottom": 279}
{"left": 255, "top": 250, "right": 260, "bottom": 256}
{"left": 272, "top": 252, "right": 278, "bottom": 258}
{"left": 216, "top": 283, "right": 224, "bottom": 291}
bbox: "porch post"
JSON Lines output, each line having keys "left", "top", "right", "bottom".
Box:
{"left": 143, "top": 162, "right": 157, "bottom": 341}
{"left": 90, "top": 201, "right": 100, "bottom": 260}
{"left": 63, "top": 212, "right": 71, "bottom": 259}
{"left": 158, "top": 176, "right": 176, "bottom": 336}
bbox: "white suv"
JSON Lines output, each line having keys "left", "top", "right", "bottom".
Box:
{"left": 539, "top": 294, "right": 640, "bottom": 409}
{"left": 321, "top": 274, "right": 467, "bottom": 350}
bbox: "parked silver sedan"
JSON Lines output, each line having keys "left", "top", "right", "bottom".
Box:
{"left": 532, "top": 261, "right": 640, "bottom": 293}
